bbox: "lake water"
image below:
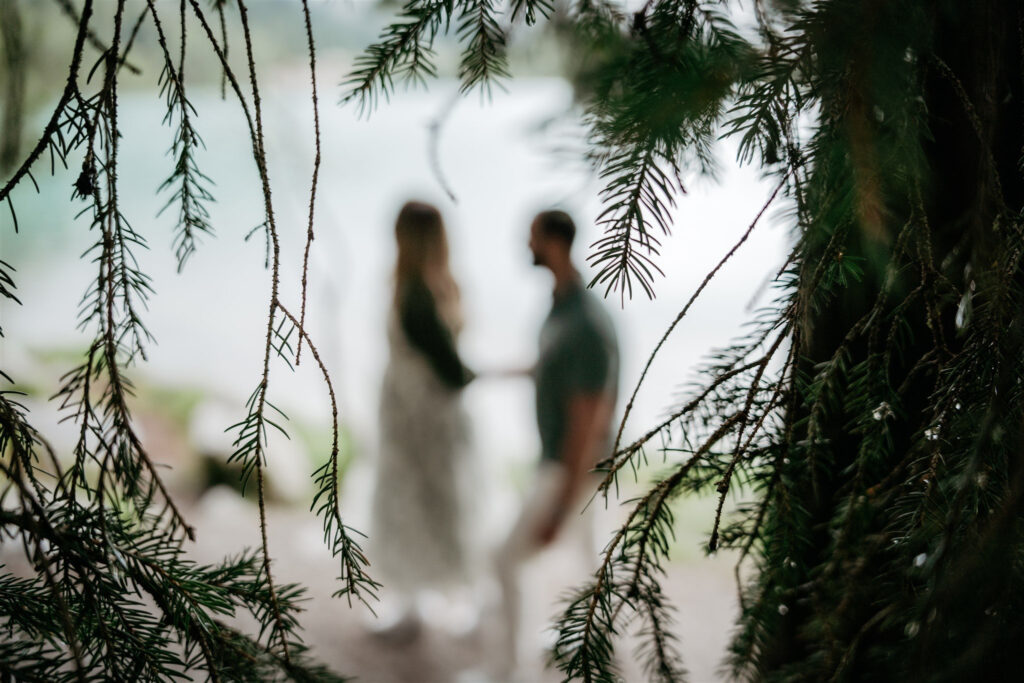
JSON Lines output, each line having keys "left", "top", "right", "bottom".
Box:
{"left": 1, "top": 73, "right": 789, "bottom": 526}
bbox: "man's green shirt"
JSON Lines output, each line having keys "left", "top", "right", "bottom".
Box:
{"left": 535, "top": 280, "right": 619, "bottom": 462}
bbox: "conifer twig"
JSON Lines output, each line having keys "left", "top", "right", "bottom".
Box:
{"left": 610, "top": 173, "right": 789, "bottom": 460}
{"left": 295, "top": 0, "right": 321, "bottom": 366}
{"left": 233, "top": 0, "right": 290, "bottom": 662}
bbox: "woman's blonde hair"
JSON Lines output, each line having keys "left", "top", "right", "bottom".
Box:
{"left": 393, "top": 201, "right": 462, "bottom": 331}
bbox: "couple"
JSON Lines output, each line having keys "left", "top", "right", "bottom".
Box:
{"left": 370, "top": 201, "right": 619, "bottom": 675}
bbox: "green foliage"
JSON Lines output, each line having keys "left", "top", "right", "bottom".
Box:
{"left": 343, "top": 0, "right": 455, "bottom": 113}
{"left": 341, "top": 0, "right": 1024, "bottom": 680}
{"left": 509, "top": 0, "right": 552, "bottom": 25}
{"left": 1, "top": 0, "right": 371, "bottom": 679}
{"left": 578, "top": 3, "right": 753, "bottom": 299}
{"left": 456, "top": 0, "right": 510, "bottom": 95}
{"left": 152, "top": 1, "right": 215, "bottom": 273}
{"left": 4, "top": 0, "right": 1023, "bottom": 679}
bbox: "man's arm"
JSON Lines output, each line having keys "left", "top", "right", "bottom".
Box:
{"left": 536, "top": 391, "right": 613, "bottom": 546}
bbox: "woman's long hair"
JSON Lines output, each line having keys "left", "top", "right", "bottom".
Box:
{"left": 393, "top": 201, "right": 462, "bottom": 332}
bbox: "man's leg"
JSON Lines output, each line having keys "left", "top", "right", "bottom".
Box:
{"left": 492, "top": 462, "right": 566, "bottom": 677}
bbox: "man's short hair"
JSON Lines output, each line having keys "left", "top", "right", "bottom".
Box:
{"left": 534, "top": 210, "right": 576, "bottom": 247}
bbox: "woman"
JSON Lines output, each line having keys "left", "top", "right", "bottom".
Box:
{"left": 370, "top": 201, "right": 476, "bottom": 640}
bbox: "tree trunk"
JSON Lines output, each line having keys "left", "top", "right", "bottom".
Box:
{"left": 755, "top": 1, "right": 1024, "bottom": 679}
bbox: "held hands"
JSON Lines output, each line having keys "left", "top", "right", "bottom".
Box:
{"left": 473, "top": 365, "right": 535, "bottom": 381}
{"left": 535, "top": 511, "right": 561, "bottom": 547}
{"left": 535, "top": 499, "right": 568, "bottom": 547}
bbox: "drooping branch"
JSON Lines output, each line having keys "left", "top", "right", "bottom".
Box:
{"left": 0, "top": 0, "right": 94, "bottom": 209}
{"left": 609, "top": 173, "right": 789, "bottom": 460}
{"left": 295, "top": 0, "right": 322, "bottom": 366}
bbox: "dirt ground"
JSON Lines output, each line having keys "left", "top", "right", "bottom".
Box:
{"left": 0, "top": 482, "right": 738, "bottom": 682}
{"left": 186, "top": 488, "right": 739, "bottom": 683}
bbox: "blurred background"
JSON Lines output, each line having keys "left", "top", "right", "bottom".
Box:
{"left": 0, "top": 1, "right": 789, "bottom": 680}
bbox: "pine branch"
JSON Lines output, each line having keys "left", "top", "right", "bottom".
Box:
{"left": 50, "top": 0, "right": 143, "bottom": 75}
{"left": 341, "top": 0, "right": 454, "bottom": 114}
{"left": 295, "top": 0, "right": 321, "bottom": 366}
{"left": 0, "top": 0, "right": 93, "bottom": 213}
{"left": 2, "top": 1, "right": 363, "bottom": 678}
{"left": 588, "top": 144, "right": 673, "bottom": 301}
{"left": 456, "top": 0, "right": 509, "bottom": 95}
{"left": 509, "top": 0, "right": 552, "bottom": 25}
{"left": 609, "top": 173, "right": 788, "bottom": 461}
{"left": 277, "top": 304, "right": 380, "bottom": 610}
{"left": 149, "top": 0, "right": 216, "bottom": 272}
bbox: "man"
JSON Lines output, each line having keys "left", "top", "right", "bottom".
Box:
{"left": 493, "top": 209, "right": 619, "bottom": 678}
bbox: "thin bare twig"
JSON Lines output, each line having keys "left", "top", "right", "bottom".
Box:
{"left": 295, "top": 0, "right": 322, "bottom": 365}
{"left": 51, "top": 0, "right": 142, "bottom": 74}
{"left": 0, "top": 0, "right": 95, "bottom": 206}
{"left": 610, "top": 173, "right": 790, "bottom": 458}
{"left": 235, "top": 0, "right": 290, "bottom": 662}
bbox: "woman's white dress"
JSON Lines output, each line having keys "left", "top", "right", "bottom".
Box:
{"left": 370, "top": 310, "right": 472, "bottom": 594}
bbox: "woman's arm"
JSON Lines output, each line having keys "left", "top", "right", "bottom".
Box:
{"left": 399, "top": 279, "right": 475, "bottom": 388}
